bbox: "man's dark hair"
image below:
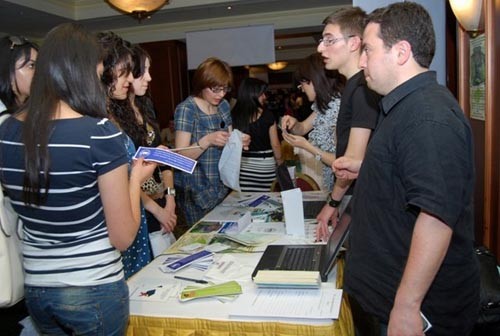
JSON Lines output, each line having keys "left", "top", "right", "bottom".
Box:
{"left": 366, "top": 1, "right": 435, "bottom": 68}
{"left": 322, "top": 7, "right": 367, "bottom": 38}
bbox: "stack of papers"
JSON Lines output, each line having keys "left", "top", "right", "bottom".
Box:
{"left": 230, "top": 285, "right": 343, "bottom": 320}
{"left": 253, "top": 270, "right": 321, "bottom": 289}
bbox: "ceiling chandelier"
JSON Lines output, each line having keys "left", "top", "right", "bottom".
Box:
{"left": 107, "top": 0, "right": 169, "bottom": 22}
{"left": 267, "top": 61, "right": 288, "bottom": 71}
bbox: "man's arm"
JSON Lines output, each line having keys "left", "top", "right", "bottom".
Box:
{"left": 388, "top": 211, "right": 452, "bottom": 336}
{"left": 330, "top": 127, "right": 371, "bottom": 198}
{"left": 332, "top": 156, "right": 362, "bottom": 179}
{"left": 316, "top": 127, "right": 372, "bottom": 240}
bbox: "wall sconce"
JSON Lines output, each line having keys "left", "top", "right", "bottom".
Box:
{"left": 449, "top": 0, "right": 484, "bottom": 34}
{"left": 107, "top": 0, "right": 169, "bottom": 21}
{"left": 267, "top": 62, "right": 288, "bottom": 71}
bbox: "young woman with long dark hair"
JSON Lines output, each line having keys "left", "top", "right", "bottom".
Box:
{"left": 231, "top": 77, "right": 282, "bottom": 191}
{"left": 0, "top": 23, "right": 155, "bottom": 334}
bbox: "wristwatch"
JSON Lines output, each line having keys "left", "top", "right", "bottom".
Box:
{"left": 326, "top": 194, "right": 341, "bottom": 208}
{"left": 315, "top": 151, "right": 322, "bottom": 161}
{"left": 165, "top": 187, "right": 176, "bottom": 197}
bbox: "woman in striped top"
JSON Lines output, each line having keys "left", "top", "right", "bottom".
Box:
{"left": 0, "top": 23, "right": 155, "bottom": 335}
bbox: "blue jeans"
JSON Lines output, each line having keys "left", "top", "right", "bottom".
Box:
{"left": 25, "top": 279, "right": 129, "bottom": 336}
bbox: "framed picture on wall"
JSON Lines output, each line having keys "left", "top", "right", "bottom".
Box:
{"left": 469, "top": 33, "right": 486, "bottom": 121}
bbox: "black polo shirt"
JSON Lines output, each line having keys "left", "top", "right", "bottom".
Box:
{"left": 336, "top": 70, "right": 379, "bottom": 158}
{"left": 336, "top": 70, "right": 379, "bottom": 194}
{"left": 345, "top": 71, "right": 479, "bottom": 335}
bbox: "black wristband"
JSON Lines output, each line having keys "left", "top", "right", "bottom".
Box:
{"left": 326, "top": 194, "right": 342, "bottom": 208}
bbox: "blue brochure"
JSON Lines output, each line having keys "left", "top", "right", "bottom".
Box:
{"left": 162, "top": 250, "right": 214, "bottom": 272}
{"left": 134, "top": 146, "right": 197, "bottom": 174}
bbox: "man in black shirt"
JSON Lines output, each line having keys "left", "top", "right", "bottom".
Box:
{"left": 315, "top": 7, "right": 380, "bottom": 241}
{"left": 336, "top": 2, "right": 479, "bottom": 335}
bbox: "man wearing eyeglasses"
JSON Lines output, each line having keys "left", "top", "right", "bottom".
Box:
{"left": 315, "top": 7, "right": 380, "bottom": 242}
{"left": 313, "top": 8, "right": 381, "bottom": 335}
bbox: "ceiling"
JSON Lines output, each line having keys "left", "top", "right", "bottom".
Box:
{"left": 0, "top": 0, "right": 350, "bottom": 62}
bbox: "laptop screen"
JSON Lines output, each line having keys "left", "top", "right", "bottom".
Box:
{"left": 321, "top": 200, "right": 351, "bottom": 279}
{"left": 276, "top": 163, "right": 295, "bottom": 191}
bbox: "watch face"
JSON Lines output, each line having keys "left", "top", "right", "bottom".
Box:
{"left": 166, "top": 188, "right": 176, "bottom": 196}
{"left": 315, "top": 153, "right": 321, "bottom": 161}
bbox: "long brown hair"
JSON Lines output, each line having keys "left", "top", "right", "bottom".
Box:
{"left": 22, "top": 23, "right": 106, "bottom": 205}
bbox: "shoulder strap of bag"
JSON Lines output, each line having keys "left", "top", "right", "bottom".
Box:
{"left": 0, "top": 113, "right": 21, "bottom": 239}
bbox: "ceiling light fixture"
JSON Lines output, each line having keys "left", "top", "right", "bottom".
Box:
{"left": 267, "top": 62, "right": 288, "bottom": 71}
{"left": 107, "top": 0, "right": 169, "bottom": 22}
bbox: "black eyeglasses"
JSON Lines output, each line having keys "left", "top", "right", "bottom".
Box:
{"left": 209, "top": 86, "right": 232, "bottom": 94}
{"left": 9, "top": 36, "right": 29, "bottom": 50}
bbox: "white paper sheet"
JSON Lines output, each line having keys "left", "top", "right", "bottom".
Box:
{"left": 281, "top": 188, "right": 305, "bottom": 236}
{"left": 229, "top": 285, "right": 343, "bottom": 319}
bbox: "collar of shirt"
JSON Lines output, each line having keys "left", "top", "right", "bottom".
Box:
{"left": 379, "top": 71, "right": 437, "bottom": 116}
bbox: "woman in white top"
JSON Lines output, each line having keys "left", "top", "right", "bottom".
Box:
{"left": 281, "top": 53, "right": 344, "bottom": 190}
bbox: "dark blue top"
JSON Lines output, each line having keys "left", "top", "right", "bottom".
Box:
{"left": 345, "top": 71, "right": 479, "bottom": 335}
{"left": 0, "top": 116, "right": 128, "bottom": 286}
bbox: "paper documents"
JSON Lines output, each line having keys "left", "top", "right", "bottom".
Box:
{"left": 230, "top": 286, "right": 343, "bottom": 320}
{"left": 134, "top": 146, "right": 197, "bottom": 174}
{"left": 281, "top": 188, "right": 305, "bottom": 236}
{"left": 129, "top": 280, "right": 180, "bottom": 302}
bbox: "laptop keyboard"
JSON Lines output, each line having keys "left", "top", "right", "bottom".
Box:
{"left": 281, "top": 247, "right": 316, "bottom": 271}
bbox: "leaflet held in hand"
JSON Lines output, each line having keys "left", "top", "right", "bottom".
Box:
{"left": 134, "top": 146, "right": 197, "bottom": 174}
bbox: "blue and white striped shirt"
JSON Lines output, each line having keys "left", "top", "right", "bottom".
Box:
{"left": 0, "top": 116, "right": 128, "bottom": 287}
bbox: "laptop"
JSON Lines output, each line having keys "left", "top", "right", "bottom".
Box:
{"left": 303, "top": 200, "right": 325, "bottom": 219}
{"left": 275, "top": 163, "right": 295, "bottom": 191}
{"left": 276, "top": 163, "right": 325, "bottom": 219}
{"left": 252, "top": 200, "right": 351, "bottom": 282}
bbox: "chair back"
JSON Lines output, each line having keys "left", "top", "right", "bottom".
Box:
{"left": 295, "top": 172, "right": 320, "bottom": 191}
{"left": 270, "top": 167, "right": 320, "bottom": 192}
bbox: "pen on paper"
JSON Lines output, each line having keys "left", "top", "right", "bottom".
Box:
{"left": 174, "top": 275, "right": 208, "bottom": 284}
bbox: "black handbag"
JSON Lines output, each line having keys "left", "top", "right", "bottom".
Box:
{"left": 475, "top": 246, "right": 500, "bottom": 324}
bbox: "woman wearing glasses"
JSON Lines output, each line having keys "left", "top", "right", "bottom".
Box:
{"left": 231, "top": 77, "right": 282, "bottom": 191}
{"left": 174, "top": 57, "right": 249, "bottom": 226}
{"left": 281, "top": 53, "right": 344, "bottom": 191}
{"left": 0, "top": 35, "right": 38, "bottom": 113}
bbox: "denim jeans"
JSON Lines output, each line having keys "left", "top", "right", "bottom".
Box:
{"left": 25, "top": 279, "right": 129, "bottom": 336}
